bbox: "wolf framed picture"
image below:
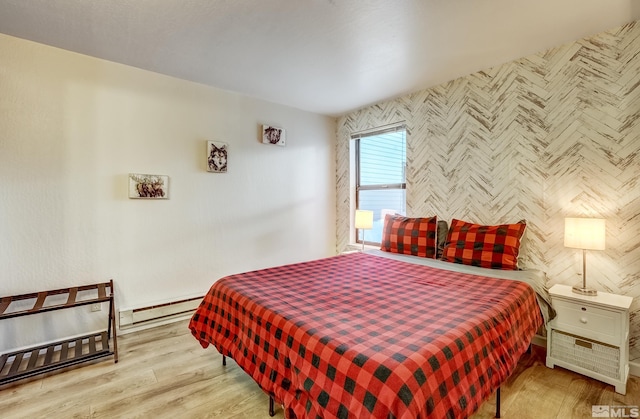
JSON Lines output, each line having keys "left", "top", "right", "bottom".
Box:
{"left": 128, "top": 174, "right": 169, "bottom": 199}
{"left": 262, "top": 125, "right": 285, "bottom": 147}
{"left": 207, "top": 141, "right": 228, "bottom": 173}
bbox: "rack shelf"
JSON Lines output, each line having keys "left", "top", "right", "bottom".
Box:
{"left": 0, "top": 280, "right": 118, "bottom": 385}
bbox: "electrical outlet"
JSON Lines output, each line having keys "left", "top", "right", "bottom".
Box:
{"left": 91, "top": 303, "right": 101, "bottom": 312}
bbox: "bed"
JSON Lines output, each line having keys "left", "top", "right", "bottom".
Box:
{"left": 189, "top": 247, "right": 551, "bottom": 418}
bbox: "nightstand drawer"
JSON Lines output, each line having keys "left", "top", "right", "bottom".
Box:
{"left": 553, "top": 299, "right": 621, "bottom": 343}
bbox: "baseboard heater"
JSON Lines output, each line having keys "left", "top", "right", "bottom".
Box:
{"left": 119, "top": 295, "right": 203, "bottom": 329}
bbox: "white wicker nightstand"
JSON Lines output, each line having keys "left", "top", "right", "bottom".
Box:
{"left": 545, "top": 284, "right": 632, "bottom": 394}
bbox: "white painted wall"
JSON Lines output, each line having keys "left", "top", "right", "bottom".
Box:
{"left": 0, "top": 34, "right": 336, "bottom": 352}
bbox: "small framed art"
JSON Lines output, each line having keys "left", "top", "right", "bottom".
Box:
{"left": 207, "top": 141, "right": 228, "bottom": 173}
{"left": 128, "top": 174, "right": 169, "bottom": 199}
{"left": 262, "top": 125, "right": 285, "bottom": 147}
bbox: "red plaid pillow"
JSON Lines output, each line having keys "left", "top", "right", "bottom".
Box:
{"left": 442, "top": 219, "right": 526, "bottom": 270}
{"left": 380, "top": 215, "right": 437, "bottom": 258}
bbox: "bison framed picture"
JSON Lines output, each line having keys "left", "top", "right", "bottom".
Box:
{"left": 262, "top": 125, "right": 285, "bottom": 147}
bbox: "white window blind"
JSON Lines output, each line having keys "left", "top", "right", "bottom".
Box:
{"left": 353, "top": 124, "right": 407, "bottom": 244}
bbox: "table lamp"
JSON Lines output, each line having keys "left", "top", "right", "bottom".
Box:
{"left": 564, "top": 217, "right": 605, "bottom": 296}
{"left": 355, "top": 210, "right": 373, "bottom": 252}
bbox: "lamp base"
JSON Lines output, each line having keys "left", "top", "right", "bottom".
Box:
{"left": 572, "top": 285, "right": 598, "bottom": 296}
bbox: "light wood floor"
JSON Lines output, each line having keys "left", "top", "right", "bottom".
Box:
{"left": 1, "top": 320, "right": 638, "bottom": 418}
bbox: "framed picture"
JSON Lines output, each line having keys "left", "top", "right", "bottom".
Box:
{"left": 207, "top": 141, "right": 228, "bottom": 173}
{"left": 262, "top": 125, "right": 285, "bottom": 147}
{"left": 128, "top": 174, "right": 169, "bottom": 199}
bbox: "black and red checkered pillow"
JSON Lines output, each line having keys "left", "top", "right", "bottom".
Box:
{"left": 380, "top": 214, "right": 437, "bottom": 258}
{"left": 442, "top": 219, "right": 526, "bottom": 270}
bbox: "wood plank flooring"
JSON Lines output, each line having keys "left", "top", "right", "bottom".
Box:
{"left": 1, "top": 320, "right": 638, "bottom": 418}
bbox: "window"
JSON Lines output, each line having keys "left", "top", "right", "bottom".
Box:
{"left": 353, "top": 124, "right": 406, "bottom": 245}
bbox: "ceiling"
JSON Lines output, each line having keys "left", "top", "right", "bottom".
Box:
{"left": 0, "top": 1, "right": 639, "bottom": 116}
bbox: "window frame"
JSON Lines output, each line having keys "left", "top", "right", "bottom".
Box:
{"left": 352, "top": 124, "right": 407, "bottom": 245}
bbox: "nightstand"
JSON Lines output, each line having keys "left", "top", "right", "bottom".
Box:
{"left": 546, "top": 284, "right": 632, "bottom": 394}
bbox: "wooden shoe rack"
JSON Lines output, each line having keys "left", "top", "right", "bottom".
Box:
{"left": 0, "top": 280, "right": 118, "bottom": 385}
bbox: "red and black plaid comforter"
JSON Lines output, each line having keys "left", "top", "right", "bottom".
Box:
{"left": 189, "top": 253, "right": 543, "bottom": 418}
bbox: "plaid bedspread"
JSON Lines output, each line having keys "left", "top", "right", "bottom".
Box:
{"left": 189, "top": 253, "right": 543, "bottom": 418}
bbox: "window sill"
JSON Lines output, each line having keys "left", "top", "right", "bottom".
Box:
{"left": 345, "top": 243, "right": 378, "bottom": 252}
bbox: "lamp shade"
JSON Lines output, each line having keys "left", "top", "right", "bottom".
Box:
{"left": 564, "top": 218, "right": 606, "bottom": 250}
{"left": 354, "top": 210, "right": 373, "bottom": 230}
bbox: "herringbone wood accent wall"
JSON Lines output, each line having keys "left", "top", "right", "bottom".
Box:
{"left": 336, "top": 21, "right": 640, "bottom": 362}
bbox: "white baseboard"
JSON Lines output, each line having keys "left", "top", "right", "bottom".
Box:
{"left": 630, "top": 361, "right": 640, "bottom": 378}
{"left": 116, "top": 312, "right": 193, "bottom": 336}
{"left": 532, "top": 334, "right": 546, "bottom": 348}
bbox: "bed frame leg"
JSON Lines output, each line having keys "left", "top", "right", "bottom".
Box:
{"left": 222, "top": 355, "right": 226, "bottom": 366}
{"left": 269, "top": 396, "right": 275, "bottom": 417}
{"left": 495, "top": 387, "right": 501, "bottom": 418}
